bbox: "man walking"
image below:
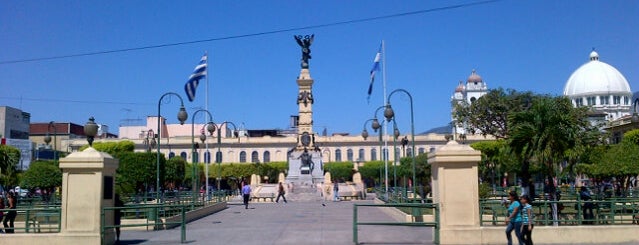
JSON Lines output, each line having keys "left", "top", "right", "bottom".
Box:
{"left": 276, "top": 182, "right": 287, "bottom": 203}
{"left": 242, "top": 181, "right": 251, "bottom": 209}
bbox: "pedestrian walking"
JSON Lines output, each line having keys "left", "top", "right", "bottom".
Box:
{"left": 505, "top": 191, "right": 523, "bottom": 245}
{"left": 114, "top": 194, "right": 124, "bottom": 242}
{"left": 275, "top": 182, "right": 287, "bottom": 203}
{"left": 520, "top": 195, "right": 534, "bottom": 245}
{"left": 333, "top": 181, "right": 340, "bottom": 202}
{"left": 242, "top": 181, "right": 251, "bottom": 209}
{"left": 580, "top": 186, "right": 594, "bottom": 224}
{"left": 0, "top": 196, "right": 4, "bottom": 233}
{"left": 3, "top": 191, "right": 17, "bottom": 233}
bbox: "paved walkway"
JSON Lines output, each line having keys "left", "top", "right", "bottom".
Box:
{"left": 118, "top": 199, "right": 434, "bottom": 245}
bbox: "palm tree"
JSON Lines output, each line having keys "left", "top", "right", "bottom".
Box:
{"left": 508, "top": 96, "right": 589, "bottom": 225}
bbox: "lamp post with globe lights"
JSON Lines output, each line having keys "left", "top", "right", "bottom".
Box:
{"left": 157, "top": 93, "right": 188, "bottom": 204}
{"left": 43, "top": 121, "right": 57, "bottom": 162}
{"left": 191, "top": 109, "right": 215, "bottom": 205}
{"left": 384, "top": 89, "right": 417, "bottom": 200}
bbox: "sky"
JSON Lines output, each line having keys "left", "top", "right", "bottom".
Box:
{"left": 1, "top": 0, "right": 638, "bottom": 137}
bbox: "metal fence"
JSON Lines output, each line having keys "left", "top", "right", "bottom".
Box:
{"left": 480, "top": 198, "right": 639, "bottom": 226}
{"left": 0, "top": 206, "right": 61, "bottom": 233}
{"left": 352, "top": 203, "right": 440, "bottom": 245}
{"left": 101, "top": 204, "right": 188, "bottom": 244}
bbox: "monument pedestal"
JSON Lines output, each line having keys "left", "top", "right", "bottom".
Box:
{"left": 59, "top": 147, "right": 119, "bottom": 245}
{"left": 286, "top": 150, "right": 323, "bottom": 186}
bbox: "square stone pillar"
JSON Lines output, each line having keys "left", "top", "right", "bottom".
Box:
{"left": 428, "top": 141, "right": 482, "bottom": 244}
{"left": 58, "top": 147, "right": 119, "bottom": 245}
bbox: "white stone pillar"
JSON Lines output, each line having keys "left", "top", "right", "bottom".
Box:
{"left": 58, "top": 147, "right": 119, "bottom": 245}
{"left": 428, "top": 141, "right": 482, "bottom": 244}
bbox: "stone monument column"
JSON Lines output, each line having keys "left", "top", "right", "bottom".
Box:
{"left": 287, "top": 34, "right": 323, "bottom": 186}
{"left": 428, "top": 141, "right": 481, "bottom": 244}
{"left": 58, "top": 147, "right": 119, "bottom": 245}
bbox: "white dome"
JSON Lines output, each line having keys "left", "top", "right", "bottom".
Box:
{"left": 564, "top": 51, "right": 631, "bottom": 97}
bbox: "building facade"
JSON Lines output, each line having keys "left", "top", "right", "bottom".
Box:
{"left": 451, "top": 70, "right": 488, "bottom": 136}
{"left": 564, "top": 50, "right": 633, "bottom": 122}
{"left": 62, "top": 116, "right": 487, "bottom": 165}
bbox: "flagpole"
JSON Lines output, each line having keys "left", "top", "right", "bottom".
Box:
{"left": 204, "top": 50, "right": 211, "bottom": 201}
{"left": 381, "top": 40, "right": 389, "bottom": 196}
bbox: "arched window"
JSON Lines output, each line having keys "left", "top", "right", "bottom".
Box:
{"left": 239, "top": 151, "right": 247, "bottom": 163}
{"left": 429, "top": 147, "right": 436, "bottom": 153}
{"left": 215, "top": 151, "right": 222, "bottom": 163}
{"left": 169, "top": 152, "right": 176, "bottom": 159}
{"left": 251, "top": 151, "right": 259, "bottom": 163}
{"left": 335, "top": 149, "right": 342, "bottom": 162}
{"left": 371, "top": 148, "right": 377, "bottom": 161}
{"left": 204, "top": 151, "right": 211, "bottom": 163}
{"left": 407, "top": 148, "right": 413, "bottom": 157}
{"left": 358, "top": 149, "right": 365, "bottom": 161}
{"left": 418, "top": 147, "right": 425, "bottom": 155}
{"left": 263, "top": 151, "right": 271, "bottom": 163}
{"left": 347, "top": 149, "right": 354, "bottom": 162}
{"left": 180, "top": 152, "right": 187, "bottom": 160}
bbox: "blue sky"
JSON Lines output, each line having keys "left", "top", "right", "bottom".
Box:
{"left": 1, "top": 0, "right": 637, "bottom": 136}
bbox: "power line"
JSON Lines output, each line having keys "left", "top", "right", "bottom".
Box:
{"left": 0, "top": 0, "right": 500, "bottom": 65}
{"left": 0, "top": 96, "right": 153, "bottom": 106}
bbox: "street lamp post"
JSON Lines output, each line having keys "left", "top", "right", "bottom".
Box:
{"left": 385, "top": 89, "right": 417, "bottom": 201}
{"left": 214, "top": 121, "right": 238, "bottom": 192}
{"left": 157, "top": 93, "right": 188, "bottom": 205}
{"left": 44, "top": 121, "right": 57, "bottom": 162}
{"left": 191, "top": 109, "right": 215, "bottom": 206}
{"left": 371, "top": 105, "right": 390, "bottom": 196}
{"left": 392, "top": 120, "right": 399, "bottom": 190}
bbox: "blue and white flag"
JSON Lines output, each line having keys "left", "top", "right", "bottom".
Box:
{"left": 184, "top": 54, "right": 207, "bottom": 102}
{"left": 367, "top": 44, "right": 381, "bottom": 103}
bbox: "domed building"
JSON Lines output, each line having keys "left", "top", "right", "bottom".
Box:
{"left": 451, "top": 69, "right": 488, "bottom": 136}
{"left": 564, "top": 50, "right": 633, "bottom": 122}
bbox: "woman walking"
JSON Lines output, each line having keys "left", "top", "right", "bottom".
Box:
{"left": 505, "top": 191, "right": 523, "bottom": 245}
{"left": 3, "top": 191, "right": 17, "bottom": 233}
{"left": 521, "top": 195, "right": 534, "bottom": 245}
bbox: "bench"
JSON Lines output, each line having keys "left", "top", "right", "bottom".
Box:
{"left": 339, "top": 195, "right": 360, "bottom": 201}
{"left": 251, "top": 195, "right": 275, "bottom": 202}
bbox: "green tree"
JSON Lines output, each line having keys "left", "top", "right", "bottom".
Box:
{"left": 454, "top": 88, "right": 533, "bottom": 139}
{"left": 165, "top": 157, "right": 186, "bottom": 190}
{"left": 470, "top": 140, "right": 507, "bottom": 187}
{"left": 116, "top": 152, "right": 163, "bottom": 195}
{"left": 359, "top": 161, "right": 384, "bottom": 185}
{"left": 585, "top": 130, "right": 639, "bottom": 191}
{"left": 21, "top": 160, "right": 62, "bottom": 200}
{"left": 399, "top": 153, "right": 431, "bottom": 195}
{"left": 0, "top": 144, "right": 20, "bottom": 187}
{"left": 324, "top": 162, "right": 354, "bottom": 181}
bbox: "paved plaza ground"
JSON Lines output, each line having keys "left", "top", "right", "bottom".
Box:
{"left": 117, "top": 197, "right": 638, "bottom": 245}
{"left": 118, "top": 199, "right": 435, "bottom": 245}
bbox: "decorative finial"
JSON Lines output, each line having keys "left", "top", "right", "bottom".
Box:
{"left": 589, "top": 48, "right": 599, "bottom": 61}
{"left": 84, "top": 116, "right": 99, "bottom": 147}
